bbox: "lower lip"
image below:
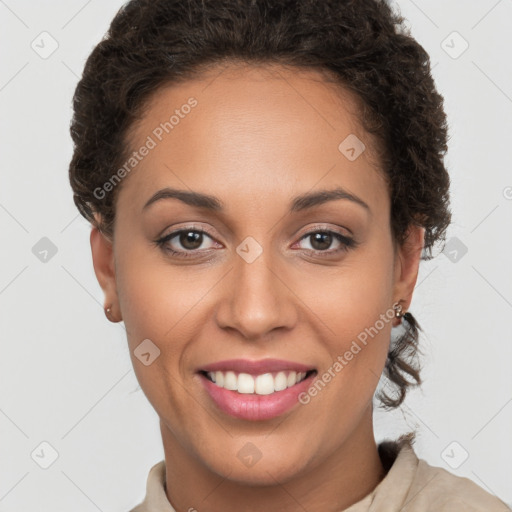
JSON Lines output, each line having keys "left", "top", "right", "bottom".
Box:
{"left": 199, "top": 372, "right": 316, "bottom": 421}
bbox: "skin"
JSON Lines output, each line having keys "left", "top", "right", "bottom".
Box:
{"left": 91, "top": 63, "right": 424, "bottom": 512}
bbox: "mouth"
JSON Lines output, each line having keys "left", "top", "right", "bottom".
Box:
{"left": 198, "top": 369, "right": 317, "bottom": 395}
{"left": 196, "top": 358, "right": 317, "bottom": 421}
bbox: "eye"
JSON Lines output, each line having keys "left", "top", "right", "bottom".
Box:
{"left": 154, "top": 226, "right": 358, "bottom": 260}
{"left": 294, "top": 229, "right": 357, "bottom": 255}
{"left": 155, "top": 228, "right": 218, "bottom": 258}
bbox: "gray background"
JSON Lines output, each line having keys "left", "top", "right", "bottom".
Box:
{"left": 1, "top": 0, "right": 511, "bottom": 510}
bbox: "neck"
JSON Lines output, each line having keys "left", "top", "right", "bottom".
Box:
{"left": 160, "top": 405, "right": 386, "bottom": 512}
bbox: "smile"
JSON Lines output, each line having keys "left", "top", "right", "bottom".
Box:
{"left": 201, "top": 370, "right": 314, "bottom": 395}
{"left": 197, "top": 359, "right": 317, "bottom": 421}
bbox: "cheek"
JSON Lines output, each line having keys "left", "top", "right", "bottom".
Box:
{"left": 114, "top": 256, "right": 200, "bottom": 415}
{"left": 295, "top": 242, "right": 395, "bottom": 346}
{"left": 114, "top": 241, "right": 225, "bottom": 404}
{"left": 305, "top": 291, "right": 394, "bottom": 433}
{"left": 113, "top": 246, "right": 184, "bottom": 390}
{"left": 297, "top": 242, "right": 395, "bottom": 405}
{"left": 115, "top": 237, "right": 205, "bottom": 342}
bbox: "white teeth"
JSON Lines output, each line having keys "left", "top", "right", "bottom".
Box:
{"left": 254, "top": 373, "right": 274, "bottom": 395}
{"left": 224, "top": 371, "right": 237, "bottom": 390}
{"left": 205, "top": 370, "right": 310, "bottom": 395}
{"left": 238, "top": 373, "right": 255, "bottom": 394}
{"left": 274, "top": 371, "right": 288, "bottom": 391}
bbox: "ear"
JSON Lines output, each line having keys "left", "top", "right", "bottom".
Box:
{"left": 392, "top": 225, "right": 425, "bottom": 322}
{"left": 90, "top": 225, "right": 121, "bottom": 322}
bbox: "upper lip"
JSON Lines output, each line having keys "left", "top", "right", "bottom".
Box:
{"left": 198, "top": 358, "right": 315, "bottom": 375}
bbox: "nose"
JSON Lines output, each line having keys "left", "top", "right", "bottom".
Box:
{"left": 215, "top": 246, "right": 298, "bottom": 341}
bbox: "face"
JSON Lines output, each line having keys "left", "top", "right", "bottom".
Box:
{"left": 91, "top": 63, "right": 423, "bottom": 486}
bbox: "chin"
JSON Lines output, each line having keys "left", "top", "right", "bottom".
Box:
{"left": 201, "top": 446, "right": 310, "bottom": 487}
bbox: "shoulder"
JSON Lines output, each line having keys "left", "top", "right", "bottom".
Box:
{"left": 404, "top": 446, "right": 510, "bottom": 511}
{"left": 370, "top": 435, "right": 509, "bottom": 512}
{"left": 128, "top": 460, "right": 173, "bottom": 512}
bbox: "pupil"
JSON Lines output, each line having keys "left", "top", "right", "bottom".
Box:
{"left": 312, "top": 232, "right": 331, "bottom": 251}
{"left": 180, "top": 231, "right": 202, "bottom": 250}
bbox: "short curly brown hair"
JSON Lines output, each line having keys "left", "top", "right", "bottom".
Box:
{"left": 68, "top": 0, "right": 451, "bottom": 409}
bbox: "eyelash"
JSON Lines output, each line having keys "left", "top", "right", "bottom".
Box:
{"left": 154, "top": 226, "right": 358, "bottom": 259}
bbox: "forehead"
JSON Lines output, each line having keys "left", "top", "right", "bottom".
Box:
{"left": 118, "top": 62, "right": 388, "bottom": 216}
{"left": 132, "top": 62, "right": 369, "bottom": 149}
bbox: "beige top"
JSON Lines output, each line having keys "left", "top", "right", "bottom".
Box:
{"left": 130, "top": 438, "right": 510, "bottom": 511}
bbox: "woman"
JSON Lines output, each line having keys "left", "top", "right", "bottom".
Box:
{"left": 68, "top": 0, "right": 510, "bottom": 510}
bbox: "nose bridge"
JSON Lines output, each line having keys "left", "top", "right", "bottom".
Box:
{"left": 216, "top": 238, "right": 297, "bottom": 339}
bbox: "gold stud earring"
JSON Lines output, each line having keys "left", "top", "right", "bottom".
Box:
{"left": 393, "top": 302, "right": 405, "bottom": 324}
{"left": 104, "top": 305, "right": 114, "bottom": 322}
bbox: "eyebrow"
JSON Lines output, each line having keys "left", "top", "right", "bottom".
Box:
{"left": 142, "top": 186, "right": 370, "bottom": 213}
